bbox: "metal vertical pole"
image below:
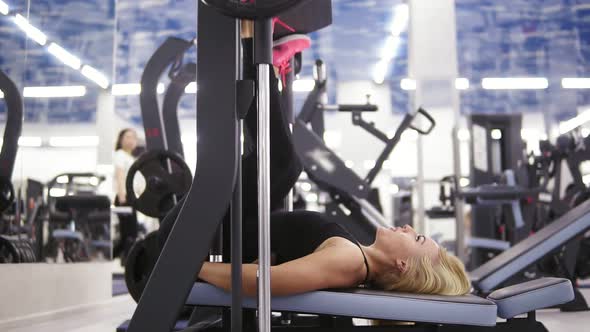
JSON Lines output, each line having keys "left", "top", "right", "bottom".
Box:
{"left": 231, "top": 121, "right": 244, "bottom": 332}
{"left": 452, "top": 126, "right": 466, "bottom": 262}
{"left": 407, "top": 3, "right": 425, "bottom": 234}
{"left": 414, "top": 84, "right": 426, "bottom": 234}
{"left": 283, "top": 57, "right": 296, "bottom": 212}
{"left": 448, "top": 0, "right": 466, "bottom": 263}
{"left": 254, "top": 18, "right": 273, "bottom": 332}
{"left": 257, "top": 64, "right": 271, "bottom": 332}
{"left": 231, "top": 19, "right": 243, "bottom": 332}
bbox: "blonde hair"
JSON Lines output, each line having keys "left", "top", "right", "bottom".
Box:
{"left": 373, "top": 249, "right": 471, "bottom": 296}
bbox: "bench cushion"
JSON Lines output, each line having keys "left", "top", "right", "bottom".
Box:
{"left": 487, "top": 277, "right": 574, "bottom": 319}
{"left": 187, "top": 283, "right": 498, "bottom": 326}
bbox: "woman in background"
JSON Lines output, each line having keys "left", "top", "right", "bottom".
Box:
{"left": 113, "top": 128, "right": 139, "bottom": 263}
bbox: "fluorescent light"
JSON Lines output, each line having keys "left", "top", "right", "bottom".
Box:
{"left": 380, "top": 36, "right": 400, "bottom": 61}
{"left": 300, "top": 182, "right": 312, "bottom": 192}
{"left": 13, "top": 14, "right": 47, "bottom": 46}
{"left": 373, "top": 4, "right": 409, "bottom": 86}
{"left": 372, "top": 60, "right": 389, "bottom": 84}
{"left": 0, "top": 90, "right": 3, "bottom": 98}
{"left": 157, "top": 83, "right": 165, "bottom": 94}
{"left": 562, "top": 78, "right": 590, "bottom": 89}
{"left": 457, "top": 128, "right": 470, "bottom": 141}
{"left": 49, "top": 188, "right": 66, "bottom": 197}
{"left": 400, "top": 78, "right": 416, "bottom": 91}
{"left": 491, "top": 129, "right": 502, "bottom": 140}
{"left": 185, "top": 82, "right": 197, "bottom": 94}
{"left": 56, "top": 175, "right": 69, "bottom": 184}
{"left": 344, "top": 160, "right": 355, "bottom": 168}
{"left": 390, "top": 4, "right": 409, "bottom": 36}
{"left": 18, "top": 136, "right": 42, "bottom": 147}
{"left": 111, "top": 83, "right": 141, "bottom": 96}
{"left": 389, "top": 184, "right": 400, "bottom": 194}
{"left": 293, "top": 79, "right": 315, "bottom": 92}
{"left": 481, "top": 77, "right": 548, "bottom": 90}
{"left": 23, "top": 86, "right": 86, "bottom": 98}
{"left": 81, "top": 65, "right": 109, "bottom": 89}
{"left": 47, "top": 43, "right": 81, "bottom": 70}
{"left": 455, "top": 78, "right": 470, "bottom": 90}
{"left": 49, "top": 136, "right": 99, "bottom": 147}
{"left": 559, "top": 109, "right": 590, "bottom": 134}
{"left": 89, "top": 176, "right": 100, "bottom": 186}
{"left": 112, "top": 83, "right": 164, "bottom": 95}
{"left": 0, "top": 1, "right": 9, "bottom": 15}
{"left": 305, "top": 193, "right": 318, "bottom": 203}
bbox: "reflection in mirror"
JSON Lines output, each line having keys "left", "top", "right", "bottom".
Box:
{"left": 0, "top": 0, "right": 31, "bottom": 264}
{"left": 0, "top": 0, "right": 116, "bottom": 263}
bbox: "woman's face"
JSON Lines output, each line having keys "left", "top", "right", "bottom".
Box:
{"left": 374, "top": 224, "right": 439, "bottom": 266}
{"left": 121, "top": 130, "right": 138, "bottom": 152}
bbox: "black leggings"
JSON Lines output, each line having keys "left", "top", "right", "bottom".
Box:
{"left": 113, "top": 197, "right": 138, "bottom": 259}
{"left": 159, "top": 37, "right": 302, "bottom": 255}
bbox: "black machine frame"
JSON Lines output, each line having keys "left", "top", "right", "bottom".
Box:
{"left": 124, "top": 2, "right": 568, "bottom": 332}
{"left": 0, "top": 69, "right": 23, "bottom": 213}
{"left": 292, "top": 60, "right": 435, "bottom": 244}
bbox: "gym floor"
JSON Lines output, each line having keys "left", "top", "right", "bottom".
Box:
{"left": 1, "top": 289, "right": 588, "bottom": 332}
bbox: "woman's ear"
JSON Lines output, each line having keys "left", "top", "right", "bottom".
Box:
{"left": 395, "top": 259, "right": 408, "bottom": 274}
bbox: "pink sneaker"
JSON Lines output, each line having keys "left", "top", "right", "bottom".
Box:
{"left": 273, "top": 34, "right": 311, "bottom": 83}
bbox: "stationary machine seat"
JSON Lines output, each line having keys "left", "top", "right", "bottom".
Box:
{"left": 54, "top": 195, "right": 111, "bottom": 211}
{"left": 52, "top": 229, "right": 84, "bottom": 241}
{"left": 187, "top": 277, "right": 574, "bottom": 328}
{"left": 487, "top": 277, "right": 574, "bottom": 319}
{"left": 188, "top": 283, "right": 498, "bottom": 326}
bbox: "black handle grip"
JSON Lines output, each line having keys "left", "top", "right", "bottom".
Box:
{"left": 409, "top": 107, "right": 436, "bottom": 135}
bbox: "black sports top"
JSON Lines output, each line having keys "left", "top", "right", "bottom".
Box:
{"left": 269, "top": 211, "right": 370, "bottom": 285}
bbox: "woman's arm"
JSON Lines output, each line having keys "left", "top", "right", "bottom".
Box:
{"left": 198, "top": 245, "right": 363, "bottom": 296}
{"left": 115, "top": 167, "right": 127, "bottom": 203}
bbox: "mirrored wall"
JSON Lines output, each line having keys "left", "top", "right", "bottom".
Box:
{"left": 0, "top": 0, "right": 116, "bottom": 263}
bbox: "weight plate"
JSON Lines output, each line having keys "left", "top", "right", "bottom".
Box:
{"left": 126, "top": 150, "right": 192, "bottom": 218}
{"left": 124, "top": 232, "right": 161, "bottom": 302}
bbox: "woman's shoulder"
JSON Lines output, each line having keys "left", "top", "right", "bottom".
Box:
{"left": 313, "top": 238, "right": 367, "bottom": 284}
{"left": 113, "top": 149, "right": 135, "bottom": 166}
{"left": 114, "top": 149, "right": 133, "bottom": 159}
{"left": 315, "top": 236, "right": 360, "bottom": 253}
